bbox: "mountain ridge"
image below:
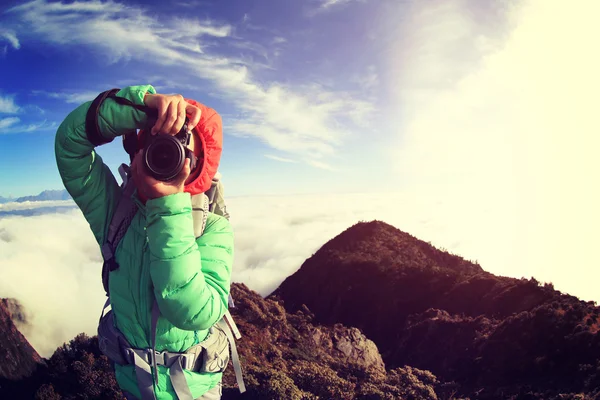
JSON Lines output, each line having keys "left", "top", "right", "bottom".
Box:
{"left": 0, "top": 189, "right": 71, "bottom": 204}
{"left": 272, "top": 220, "right": 600, "bottom": 398}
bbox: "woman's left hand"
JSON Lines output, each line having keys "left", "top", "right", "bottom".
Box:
{"left": 143, "top": 93, "right": 202, "bottom": 135}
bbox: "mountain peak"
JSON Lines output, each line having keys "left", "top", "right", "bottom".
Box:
{"left": 281, "top": 220, "right": 483, "bottom": 284}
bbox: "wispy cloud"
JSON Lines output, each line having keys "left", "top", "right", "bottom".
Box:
{"left": 32, "top": 90, "right": 99, "bottom": 104}
{"left": 0, "top": 117, "right": 20, "bottom": 130}
{"left": 0, "top": 94, "right": 20, "bottom": 114}
{"left": 310, "top": 0, "right": 366, "bottom": 14}
{"left": 305, "top": 158, "right": 338, "bottom": 171}
{"left": 5, "top": 0, "right": 374, "bottom": 168}
{"left": 265, "top": 154, "right": 297, "bottom": 163}
{"left": 0, "top": 29, "right": 20, "bottom": 49}
{"left": 173, "top": 0, "right": 213, "bottom": 8}
{"left": 0, "top": 92, "right": 50, "bottom": 133}
{"left": 0, "top": 119, "right": 57, "bottom": 135}
{"left": 320, "top": 0, "right": 352, "bottom": 9}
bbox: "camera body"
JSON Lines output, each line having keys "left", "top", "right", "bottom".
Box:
{"left": 142, "top": 123, "right": 198, "bottom": 182}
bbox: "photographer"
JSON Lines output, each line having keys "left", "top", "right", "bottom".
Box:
{"left": 55, "top": 85, "right": 232, "bottom": 399}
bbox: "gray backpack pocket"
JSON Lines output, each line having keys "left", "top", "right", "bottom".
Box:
{"left": 97, "top": 310, "right": 128, "bottom": 365}
{"left": 195, "top": 324, "right": 230, "bottom": 373}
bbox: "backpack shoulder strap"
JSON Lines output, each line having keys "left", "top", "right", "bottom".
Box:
{"left": 216, "top": 315, "right": 246, "bottom": 393}
{"left": 190, "top": 182, "right": 245, "bottom": 393}
{"left": 101, "top": 164, "right": 138, "bottom": 296}
{"left": 190, "top": 192, "right": 210, "bottom": 238}
{"left": 207, "top": 174, "right": 229, "bottom": 220}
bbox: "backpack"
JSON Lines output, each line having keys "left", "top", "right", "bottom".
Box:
{"left": 88, "top": 91, "right": 245, "bottom": 400}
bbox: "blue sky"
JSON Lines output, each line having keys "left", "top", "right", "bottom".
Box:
{"left": 0, "top": 0, "right": 401, "bottom": 198}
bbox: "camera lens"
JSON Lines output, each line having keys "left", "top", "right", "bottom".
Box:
{"left": 144, "top": 135, "right": 186, "bottom": 181}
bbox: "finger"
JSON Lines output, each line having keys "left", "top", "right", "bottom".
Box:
{"left": 172, "top": 100, "right": 186, "bottom": 135}
{"left": 185, "top": 103, "right": 202, "bottom": 130}
{"left": 175, "top": 158, "right": 192, "bottom": 186}
{"left": 155, "top": 100, "right": 177, "bottom": 135}
{"left": 152, "top": 98, "right": 168, "bottom": 135}
{"left": 165, "top": 101, "right": 180, "bottom": 135}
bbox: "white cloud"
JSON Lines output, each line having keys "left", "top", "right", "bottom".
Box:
{"left": 3, "top": 188, "right": 598, "bottom": 357}
{"left": 318, "top": 0, "right": 361, "bottom": 11}
{"left": 32, "top": 90, "right": 99, "bottom": 104}
{"left": 0, "top": 119, "right": 57, "bottom": 135}
{"left": 305, "top": 158, "right": 337, "bottom": 171}
{"left": 0, "top": 200, "right": 75, "bottom": 211}
{"left": 5, "top": 0, "right": 374, "bottom": 167}
{"left": 265, "top": 154, "right": 297, "bottom": 163}
{"left": 173, "top": 0, "right": 213, "bottom": 8}
{"left": 0, "top": 94, "right": 21, "bottom": 114}
{"left": 0, "top": 210, "right": 105, "bottom": 357}
{"left": 0, "top": 29, "right": 20, "bottom": 49}
{"left": 389, "top": 0, "right": 600, "bottom": 298}
{"left": 0, "top": 117, "right": 20, "bottom": 130}
{"left": 0, "top": 93, "right": 50, "bottom": 134}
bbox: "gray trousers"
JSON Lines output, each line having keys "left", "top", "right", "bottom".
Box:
{"left": 123, "top": 382, "right": 222, "bottom": 400}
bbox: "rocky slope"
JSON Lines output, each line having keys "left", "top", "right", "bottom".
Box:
{"left": 7, "top": 283, "right": 451, "bottom": 399}
{"left": 0, "top": 298, "right": 45, "bottom": 397}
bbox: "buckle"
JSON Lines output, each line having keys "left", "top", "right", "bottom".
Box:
{"left": 154, "top": 350, "right": 166, "bottom": 366}
{"left": 124, "top": 348, "right": 154, "bottom": 365}
{"left": 122, "top": 348, "right": 198, "bottom": 370}
{"left": 180, "top": 354, "right": 194, "bottom": 370}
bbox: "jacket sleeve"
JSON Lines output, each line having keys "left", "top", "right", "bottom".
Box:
{"left": 146, "top": 194, "right": 233, "bottom": 331}
{"left": 54, "top": 85, "right": 156, "bottom": 245}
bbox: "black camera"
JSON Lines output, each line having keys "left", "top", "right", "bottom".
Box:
{"left": 142, "top": 122, "right": 198, "bottom": 182}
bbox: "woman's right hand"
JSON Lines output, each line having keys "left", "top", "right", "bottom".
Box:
{"left": 143, "top": 93, "right": 202, "bottom": 135}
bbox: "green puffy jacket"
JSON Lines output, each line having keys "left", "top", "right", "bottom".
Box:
{"left": 54, "top": 85, "right": 233, "bottom": 399}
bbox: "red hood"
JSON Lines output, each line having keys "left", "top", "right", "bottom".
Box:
{"left": 137, "top": 98, "right": 223, "bottom": 198}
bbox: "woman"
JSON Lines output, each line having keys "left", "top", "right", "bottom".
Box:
{"left": 55, "top": 84, "right": 233, "bottom": 399}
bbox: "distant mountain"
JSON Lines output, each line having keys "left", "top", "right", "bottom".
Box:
{"left": 271, "top": 220, "right": 600, "bottom": 399}
{"left": 14, "top": 190, "right": 71, "bottom": 203}
{"left": 0, "top": 206, "right": 77, "bottom": 218}
{"left": 0, "top": 190, "right": 71, "bottom": 204}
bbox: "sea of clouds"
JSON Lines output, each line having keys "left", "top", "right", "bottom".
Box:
{"left": 0, "top": 187, "right": 597, "bottom": 358}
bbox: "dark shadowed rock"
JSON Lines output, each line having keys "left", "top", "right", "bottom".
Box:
{"left": 0, "top": 298, "right": 45, "bottom": 398}
{"left": 220, "top": 282, "right": 442, "bottom": 399}
{"left": 0, "top": 299, "right": 42, "bottom": 378}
